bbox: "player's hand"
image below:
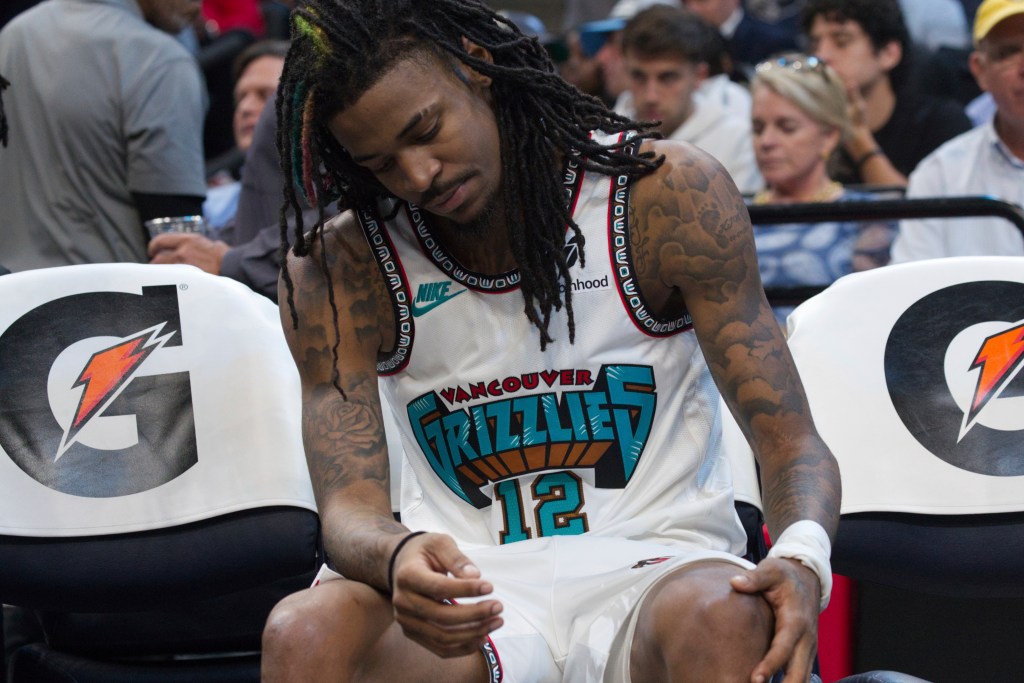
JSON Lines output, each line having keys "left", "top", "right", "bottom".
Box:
{"left": 390, "top": 532, "right": 504, "bottom": 658}
{"left": 730, "top": 557, "right": 820, "bottom": 683}
{"left": 148, "top": 232, "right": 230, "bottom": 275}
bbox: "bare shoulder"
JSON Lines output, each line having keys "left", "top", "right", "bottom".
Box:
{"left": 279, "top": 210, "right": 395, "bottom": 385}
{"left": 628, "top": 139, "right": 757, "bottom": 304}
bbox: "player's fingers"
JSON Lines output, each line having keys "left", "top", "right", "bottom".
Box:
{"left": 779, "top": 634, "right": 817, "bottom": 683}
{"left": 749, "top": 623, "right": 801, "bottom": 683}
{"left": 395, "top": 604, "right": 503, "bottom": 658}
{"left": 424, "top": 534, "right": 482, "bottom": 580}
{"left": 395, "top": 590, "right": 502, "bottom": 627}
{"left": 397, "top": 562, "right": 493, "bottom": 603}
{"left": 730, "top": 561, "right": 783, "bottom": 595}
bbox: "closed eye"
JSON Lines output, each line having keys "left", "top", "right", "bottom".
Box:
{"left": 416, "top": 120, "right": 440, "bottom": 144}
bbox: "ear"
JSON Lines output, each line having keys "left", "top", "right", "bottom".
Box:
{"left": 459, "top": 37, "right": 494, "bottom": 87}
{"left": 877, "top": 39, "right": 902, "bottom": 73}
{"left": 694, "top": 62, "right": 710, "bottom": 85}
{"left": 969, "top": 49, "right": 990, "bottom": 92}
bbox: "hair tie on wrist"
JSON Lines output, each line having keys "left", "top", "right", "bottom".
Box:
{"left": 854, "top": 147, "right": 882, "bottom": 169}
{"left": 387, "top": 531, "right": 427, "bottom": 593}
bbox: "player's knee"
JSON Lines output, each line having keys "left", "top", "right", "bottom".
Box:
{"left": 637, "top": 566, "right": 773, "bottom": 672}
{"left": 262, "top": 589, "right": 327, "bottom": 658}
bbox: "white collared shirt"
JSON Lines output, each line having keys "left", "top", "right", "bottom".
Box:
{"left": 891, "top": 119, "right": 1024, "bottom": 262}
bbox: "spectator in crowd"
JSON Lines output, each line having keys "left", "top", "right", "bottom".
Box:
{"left": 619, "top": 5, "right": 762, "bottom": 194}
{"left": 204, "top": 39, "right": 287, "bottom": 232}
{"left": 0, "top": 0, "right": 207, "bottom": 272}
{"left": 684, "top": 0, "right": 801, "bottom": 81}
{"left": 749, "top": 54, "right": 894, "bottom": 322}
{"left": 149, "top": 92, "right": 315, "bottom": 299}
{"left": 557, "top": 28, "right": 614, "bottom": 104}
{"left": 892, "top": 0, "right": 1024, "bottom": 261}
{"left": 566, "top": 0, "right": 681, "bottom": 106}
{"left": 802, "top": 0, "right": 972, "bottom": 186}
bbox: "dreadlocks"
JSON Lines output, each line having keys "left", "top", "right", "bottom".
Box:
{"left": 277, "top": 0, "right": 662, "bottom": 391}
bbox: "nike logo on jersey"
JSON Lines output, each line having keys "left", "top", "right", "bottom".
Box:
{"left": 412, "top": 281, "right": 465, "bottom": 317}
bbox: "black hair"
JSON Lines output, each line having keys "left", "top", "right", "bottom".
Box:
{"left": 231, "top": 39, "right": 291, "bottom": 85}
{"left": 622, "top": 5, "right": 723, "bottom": 70}
{"left": 276, "top": 0, "right": 661, "bottom": 393}
{"left": 801, "top": 0, "right": 911, "bottom": 87}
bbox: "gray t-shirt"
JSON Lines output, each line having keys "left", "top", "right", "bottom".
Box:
{"left": 0, "top": 0, "right": 207, "bottom": 271}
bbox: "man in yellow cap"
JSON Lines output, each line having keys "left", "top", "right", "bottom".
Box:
{"left": 893, "top": 0, "right": 1024, "bottom": 261}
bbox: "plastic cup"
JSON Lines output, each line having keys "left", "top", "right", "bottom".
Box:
{"left": 144, "top": 215, "right": 207, "bottom": 239}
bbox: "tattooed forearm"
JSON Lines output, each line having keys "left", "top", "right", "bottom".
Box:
{"left": 760, "top": 443, "right": 841, "bottom": 539}
{"left": 304, "top": 386, "right": 388, "bottom": 490}
{"left": 281, "top": 214, "right": 407, "bottom": 586}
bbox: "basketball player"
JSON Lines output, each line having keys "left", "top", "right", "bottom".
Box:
{"left": 261, "top": 1, "right": 841, "bottom": 681}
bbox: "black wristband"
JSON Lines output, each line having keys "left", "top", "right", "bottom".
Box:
{"left": 854, "top": 147, "right": 882, "bottom": 169}
{"left": 387, "top": 531, "right": 426, "bottom": 593}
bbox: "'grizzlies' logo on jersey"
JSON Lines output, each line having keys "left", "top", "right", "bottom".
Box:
{"left": 407, "top": 364, "right": 656, "bottom": 508}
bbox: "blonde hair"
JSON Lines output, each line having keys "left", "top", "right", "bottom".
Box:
{"left": 751, "top": 53, "right": 850, "bottom": 142}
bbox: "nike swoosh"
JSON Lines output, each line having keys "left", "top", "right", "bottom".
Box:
{"left": 411, "top": 288, "right": 465, "bottom": 317}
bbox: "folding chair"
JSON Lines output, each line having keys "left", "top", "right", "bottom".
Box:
{"left": 0, "top": 263, "right": 320, "bottom": 682}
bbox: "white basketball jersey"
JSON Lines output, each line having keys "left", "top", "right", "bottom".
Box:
{"left": 359, "top": 135, "right": 746, "bottom": 555}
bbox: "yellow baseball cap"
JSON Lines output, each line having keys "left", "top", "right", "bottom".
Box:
{"left": 974, "top": 0, "right": 1024, "bottom": 44}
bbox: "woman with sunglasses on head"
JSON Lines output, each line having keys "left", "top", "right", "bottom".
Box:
{"left": 750, "top": 53, "right": 896, "bottom": 324}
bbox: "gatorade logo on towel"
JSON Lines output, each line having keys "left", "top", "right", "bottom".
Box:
{"left": 885, "top": 280, "right": 1024, "bottom": 477}
{"left": 0, "top": 285, "right": 197, "bottom": 497}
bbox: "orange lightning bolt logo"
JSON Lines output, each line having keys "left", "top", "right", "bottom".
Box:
{"left": 962, "top": 321, "right": 1024, "bottom": 439}
{"left": 57, "top": 324, "right": 175, "bottom": 459}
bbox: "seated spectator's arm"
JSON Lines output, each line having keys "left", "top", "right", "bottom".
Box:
{"left": 852, "top": 220, "right": 897, "bottom": 270}
{"left": 841, "top": 80, "right": 908, "bottom": 187}
{"left": 219, "top": 220, "right": 293, "bottom": 300}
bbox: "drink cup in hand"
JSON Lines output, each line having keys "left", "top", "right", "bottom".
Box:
{"left": 144, "top": 215, "right": 207, "bottom": 239}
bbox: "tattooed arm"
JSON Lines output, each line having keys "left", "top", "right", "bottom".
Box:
{"left": 631, "top": 140, "right": 842, "bottom": 681}
{"left": 279, "top": 212, "right": 502, "bottom": 657}
{"left": 279, "top": 212, "right": 405, "bottom": 587}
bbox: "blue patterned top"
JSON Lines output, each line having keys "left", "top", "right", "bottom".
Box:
{"left": 752, "top": 189, "right": 895, "bottom": 323}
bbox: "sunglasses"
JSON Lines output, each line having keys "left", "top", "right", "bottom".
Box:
{"left": 755, "top": 54, "right": 829, "bottom": 77}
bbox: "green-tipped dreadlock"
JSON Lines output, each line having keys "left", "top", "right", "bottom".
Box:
{"left": 276, "top": 0, "right": 662, "bottom": 392}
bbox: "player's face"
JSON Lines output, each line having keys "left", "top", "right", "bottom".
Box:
{"left": 327, "top": 51, "right": 503, "bottom": 229}
{"left": 807, "top": 16, "right": 899, "bottom": 93}
{"left": 232, "top": 55, "right": 284, "bottom": 152}
{"left": 625, "top": 55, "right": 705, "bottom": 136}
{"left": 138, "top": 0, "right": 201, "bottom": 34}
{"left": 751, "top": 84, "right": 839, "bottom": 195}
{"left": 971, "top": 15, "right": 1024, "bottom": 129}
